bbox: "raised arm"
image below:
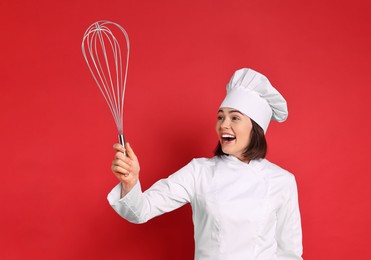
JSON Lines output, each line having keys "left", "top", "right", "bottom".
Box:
{"left": 108, "top": 146, "right": 197, "bottom": 224}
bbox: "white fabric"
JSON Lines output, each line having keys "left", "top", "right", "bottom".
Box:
{"left": 220, "top": 68, "right": 288, "bottom": 133}
{"left": 108, "top": 156, "right": 303, "bottom": 260}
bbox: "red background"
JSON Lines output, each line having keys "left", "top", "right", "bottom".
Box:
{"left": 1, "top": 0, "right": 370, "bottom": 259}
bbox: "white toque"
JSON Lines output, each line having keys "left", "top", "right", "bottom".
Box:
{"left": 220, "top": 68, "right": 288, "bottom": 133}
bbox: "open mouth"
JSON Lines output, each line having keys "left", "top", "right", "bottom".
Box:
{"left": 221, "top": 134, "right": 236, "bottom": 143}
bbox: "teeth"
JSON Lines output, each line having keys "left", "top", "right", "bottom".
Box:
{"left": 222, "top": 134, "right": 235, "bottom": 138}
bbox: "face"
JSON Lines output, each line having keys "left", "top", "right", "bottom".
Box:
{"left": 216, "top": 107, "right": 253, "bottom": 161}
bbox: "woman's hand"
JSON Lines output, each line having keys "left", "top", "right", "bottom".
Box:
{"left": 111, "top": 142, "right": 140, "bottom": 197}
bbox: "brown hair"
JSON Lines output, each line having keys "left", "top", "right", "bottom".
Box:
{"left": 214, "top": 119, "right": 267, "bottom": 161}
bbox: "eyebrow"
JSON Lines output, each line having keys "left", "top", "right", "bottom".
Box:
{"left": 218, "top": 109, "right": 243, "bottom": 115}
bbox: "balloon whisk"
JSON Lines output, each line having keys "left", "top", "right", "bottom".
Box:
{"left": 82, "top": 20, "right": 130, "bottom": 146}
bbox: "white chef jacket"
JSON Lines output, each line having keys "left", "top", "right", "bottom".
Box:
{"left": 107, "top": 155, "right": 303, "bottom": 260}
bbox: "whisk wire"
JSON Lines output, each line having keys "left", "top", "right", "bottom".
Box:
{"left": 97, "top": 28, "right": 120, "bottom": 128}
{"left": 88, "top": 31, "right": 120, "bottom": 131}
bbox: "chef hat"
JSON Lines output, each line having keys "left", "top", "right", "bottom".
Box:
{"left": 219, "top": 68, "right": 288, "bottom": 133}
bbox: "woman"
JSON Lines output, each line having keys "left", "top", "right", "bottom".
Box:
{"left": 108, "top": 68, "right": 303, "bottom": 259}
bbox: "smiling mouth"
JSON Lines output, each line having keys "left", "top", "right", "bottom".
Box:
{"left": 221, "top": 134, "right": 236, "bottom": 143}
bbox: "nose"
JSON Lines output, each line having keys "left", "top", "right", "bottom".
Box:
{"left": 220, "top": 119, "right": 230, "bottom": 129}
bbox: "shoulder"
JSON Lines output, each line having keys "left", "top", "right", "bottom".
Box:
{"left": 254, "top": 158, "right": 296, "bottom": 184}
{"left": 180, "top": 157, "right": 218, "bottom": 179}
{"left": 254, "top": 159, "right": 299, "bottom": 199}
{"left": 189, "top": 157, "right": 218, "bottom": 168}
{"left": 171, "top": 157, "right": 216, "bottom": 177}
{"left": 168, "top": 157, "right": 217, "bottom": 184}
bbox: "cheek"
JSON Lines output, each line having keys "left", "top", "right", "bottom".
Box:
{"left": 238, "top": 127, "right": 252, "bottom": 145}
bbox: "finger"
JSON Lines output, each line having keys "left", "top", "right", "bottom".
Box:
{"left": 113, "top": 143, "right": 125, "bottom": 153}
{"left": 114, "top": 152, "right": 132, "bottom": 166}
{"left": 112, "top": 159, "right": 132, "bottom": 171}
{"left": 125, "top": 142, "right": 138, "bottom": 161}
{"left": 112, "top": 164, "right": 131, "bottom": 175}
{"left": 116, "top": 170, "right": 130, "bottom": 182}
{"left": 112, "top": 157, "right": 132, "bottom": 170}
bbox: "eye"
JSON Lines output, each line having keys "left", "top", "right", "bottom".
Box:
{"left": 231, "top": 116, "right": 240, "bottom": 121}
{"left": 217, "top": 115, "right": 224, "bottom": 121}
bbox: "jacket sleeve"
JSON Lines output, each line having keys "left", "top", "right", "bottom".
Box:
{"left": 276, "top": 175, "right": 303, "bottom": 260}
{"left": 107, "top": 160, "right": 197, "bottom": 224}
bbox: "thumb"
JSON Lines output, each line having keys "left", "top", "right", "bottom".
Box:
{"left": 125, "top": 142, "right": 138, "bottom": 161}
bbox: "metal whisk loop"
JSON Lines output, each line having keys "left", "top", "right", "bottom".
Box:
{"left": 82, "top": 20, "right": 130, "bottom": 139}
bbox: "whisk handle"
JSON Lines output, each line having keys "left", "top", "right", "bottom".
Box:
{"left": 118, "top": 134, "right": 127, "bottom": 156}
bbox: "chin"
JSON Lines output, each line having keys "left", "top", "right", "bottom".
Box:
{"left": 221, "top": 148, "right": 233, "bottom": 156}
